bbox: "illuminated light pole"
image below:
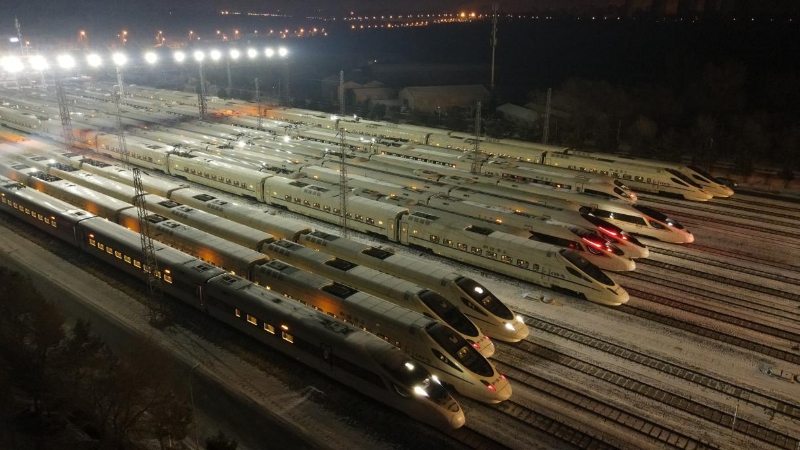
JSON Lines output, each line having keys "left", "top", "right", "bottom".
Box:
{"left": 227, "top": 49, "right": 240, "bottom": 93}
{"left": 1, "top": 55, "right": 24, "bottom": 89}
{"left": 55, "top": 54, "right": 76, "bottom": 149}
{"left": 234, "top": 29, "right": 239, "bottom": 41}
{"left": 188, "top": 30, "right": 193, "bottom": 43}
{"left": 112, "top": 52, "right": 127, "bottom": 98}
{"left": 29, "top": 55, "right": 48, "bottom": 89}
{"left": 193, "top": 50, "right": 208, "bottom": 119}
{"left": 79, "top": 30, "right": 86, "bottom": 48}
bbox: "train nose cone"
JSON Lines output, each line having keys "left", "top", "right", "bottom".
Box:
{"left": 496, "top": 382, "right": 513, "bottom": 402}
{"left": 684, "top": 231, "right": 695, "bottom": 244}
{"left": 450, "top": 410, "right": 466, "bottom": 429}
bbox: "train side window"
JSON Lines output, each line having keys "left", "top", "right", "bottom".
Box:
{"left": 37, "top": 214, "right": 43, "bottom": 220}
{"left": 233, "top": 181, "right": 240, "bottom": 187}
{"left": 457, "top": 243, "right": 467, "bottom": 251}
{"left": 303, "top": 200, "right": 311, "bottom": 207}
{"left": 431, "top": 349, "right": 463, "bottom": 372}
{"left": 634, "top": 176, "right": 644, "bottom": 182}
{"left": 51, "top": 218, "right": 57, "bottom": 228}
{"left": 294, "top": 197, "right": 301, "bottom": 203}
{"left": 471, "top": 247, "right": 482, "bottom": 255}
{"left": 107, "top": 247, "right": 113, "bottom": 255}
{"left": 284, "top": 195, "right": 291, "bottom": 201}
{"left": 264, "top": 323, "right": 275, "bottom": 334}
{"left": 430, "top": 235, "right": 439, "bottom": 243}
{"left": 313, "top": 202, "right": 320, "bottom": 209}
{"left": 89, "top": 238, "right": 96, "bottom": 247}
{"left": 226, "top": 178, "right": 232, "bottom": 184}
{"left": 445, "top": 239, "right": 454, "bottom": 246}
{"left": 163, "top": 273, "right": 172, "bottom": 283}
{"left": 246, "top": 314, "right": 258, "bottom": 326}
{"left": 24, "top": 208, "right": 30, "bottom": 214}
{"left": 282, "top": 332, "right": 294, "bottom": 343}
{"left": 235, "top": 308, "right": 241, "bottom": 318}
{"left": 124, "top": 255, "right": 131, "bottom": 263}
{"left": 533, "top": 264, "right": 539, "bottom": 271}
{"left": 134, "top": 260, "right": 141, "bottom": 268}
{"left": 114, "top": 251, "right": 122, "bottom": 259}
{"left": 98, "top": 243, "right": 105, "bottom": 250}
{"left": 501, "top": 255, "right": 513, "bottom": 264}
{"left": 323, "top": 205, "right": 331, "bottom": 212}
{"left": 354, "top": 214, "right": 363, "bottom": 221}
{"left": 487, "top": 251, "right": 497, "bottom": 259}
{"left": 366, "top": 217, "right": 374, "bottom": 225}
{"left": 649, "top": 220, "right": 665, "bottom": 230}
{"left": 517, "top": 259, "right": 529, "bottom": 268}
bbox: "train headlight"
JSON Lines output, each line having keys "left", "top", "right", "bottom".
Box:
{"left": 505, "top": 322, "right": 515, "bottom": 331}
{"left": 413, "top": 386, "right": 429, "bottom": 397}
{"left": 516, "top": 315, "right": 524, "bottom": 323}
{"left": 431, "top": 374, "right": 441, "bottom": 385}
{"left": 404, "top": 362, "right": 414, "bottom": 371}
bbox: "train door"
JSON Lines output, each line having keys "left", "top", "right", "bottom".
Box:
{"left": 399, "top": 220, "right": 409, "bottom": 244}
{"left": 320, "top": 344, "right": 333, "bottom": 372}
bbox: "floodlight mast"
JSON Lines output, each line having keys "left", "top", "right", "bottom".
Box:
{"left": 112, "top": 56, "right": 168, "bottom": 326}
{"left": 54, "top": 56, "right": 75, "bottom": 150}
{"left": 338, "top": 129, "right": 348, "bottom": 239}
{"left": 471, "top": 101, "right": 482, "bottom": 174}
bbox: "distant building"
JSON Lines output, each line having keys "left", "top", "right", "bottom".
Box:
{"left": 398, "top": 85, "right": 490, "bottom": 113}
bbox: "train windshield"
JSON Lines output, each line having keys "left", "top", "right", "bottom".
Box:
{"left": 665, "top": 169, "right": 704, "bottom": 189}
{"left": 559, "top": 250, "right": 616, "bottom": 286}
{"left": 426, "top": 323, "right": 495, "bottom": 377}
{"left": 380, "top": 355, "right": 452, "bottom": 405}
{"left": 633, "top": 205, "right": 685, "bottom": 229}
{"left": 455, "top": 277, "right": 514, "bottom": 320}
{"left": 613, "top": 180, "right": 631, "bottom": 191}
{"left": 687, "top": 165, "right": 725, "bottom": 184}
{"left": 418, "top": 290, "right": 480, "bottom": 337}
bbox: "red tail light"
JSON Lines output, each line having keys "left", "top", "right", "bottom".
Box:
{"left": 500, "top": 374, "right": 507, "bottom": 381}
{"left": 582, "top": 237, "right": 606, "bottom": 249}
{"left": 471, "top": 342, "right": 480, "bottom": 350}
{"left": 481, "top": 380, "right": 497, "bottom": 392}
{"left": 598, "top": 226, "right": 619, "bottom": 237}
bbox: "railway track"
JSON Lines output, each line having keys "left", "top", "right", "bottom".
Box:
{"left": 646, "top": 247, "right": 800, "bottom": 285}
{"left": 655, "top": 209, "right": 800, "bottom": 239}
{"left": 498, "top": 316, "right": 800, "bottom": 449}
{"left": 642, "top": 197, "right": 800, "bottom": 222}
{"left": 619, "top": 299, "right": 800, "bottom": 364}
{"left": 635, "top": 259, "right": 800, "bottom": 303}
{"left": 492, "top": 359, "right": 716, "bottom": 450}
{"left": 618, "top": 270, "right": 800, "bottom": 323}
{"left": 653, "top": 243, "right": 800, "bottom": 274}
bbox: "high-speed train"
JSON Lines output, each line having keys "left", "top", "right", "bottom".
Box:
{"left": 0, "top": 156, "right": 496, "bottom": 360}
{"left": 300, "top": 166, "right": 636, "bottom": 270}
{"left": 2, "top": 139, "right": 529, "bottom": 342}
{"left": 0, "top": 174, "right": 466, "bottom": 430}
{"left": 260, "top": 107, "right": 728, "bottom": 201}
{"left": 1, "top": 117, "right": 628, "bottom": 306}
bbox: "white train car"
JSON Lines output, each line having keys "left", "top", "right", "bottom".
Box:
{"left": 0, "top": 175, "right": 465, "bottom": 430}
{"left": 390, "top": 206, "right": 629, "bottom": 306}
{"left": 419, "top": 195, "right": 635, "bottom": 271}
{"left": 299, "top": 230, "right": 530, "bottom": 342}
{"left": 251, "top": 258, "right": 510, "bottom": 403}
{"left": 259, "top": 239, "right": 494, "bottom": 358}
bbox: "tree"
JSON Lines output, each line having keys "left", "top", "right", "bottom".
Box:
{"left": 206, "top": 430, "right": 239, "bottom": 450}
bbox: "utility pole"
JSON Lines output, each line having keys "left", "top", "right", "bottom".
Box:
{"left": 490, "top": 4, "right": 499, "bottom": 92}
{"left": 255, "top": 78, "right": 262, "bottom": 130}
{"left": 114, "top": 77, "right": 167, "bottom": 325}
{"left": 339, "top": 70, "right": 345, "bottom": 115}
{"left": 54, "top": 70, "right": 74, "bottom": 150}
{"left": 471, "top": 101, "right": 482, "bottom": 174}
{"left": 197, "top": 61, "right": 208, "bottom": 120}
{"left": 14, "top": 17, "right": 24, "bottom": 55}
{"left": 338, "top": 129, "right": 349, "bottom": 239}
{"left": 543, "top": 88, "right": 552, "bottom": 144}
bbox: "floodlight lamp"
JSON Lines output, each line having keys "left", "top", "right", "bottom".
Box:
{"left": 278, "top": 47, "right": 288, "bottom": 57}
{"left": 193, "top": 50, "right": 205, "bottom": 62}
{"left": 112, "top": 53, "right": 127, "bottom": 66}
{"left": 246, "top": 48, "right": 257, "bottom": 59}
{"left": 144, "top": 52, "right": 158, "bottom": 64}
{"left": 229, "top": 49, "right": 241, "bottom": 59}
{"left": 264, "top": 47, "right": 275, "bottom": 58}
{"left": 57, "top": 54, "right": 76, "bottom": 69}
{"left": 86, "top": 54, "right": 102, "bottom": 68}
{"left": 174, "top": 51, "right": 186, "bottom": 62}
{"left": 210, "top": 50, "right": 221, "bottom": 61}
{"left": 30, "top": 55, "right": 48, "bottom": 71}
{"left": 1, "top": 56, "right": 23, "bottom": 73}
